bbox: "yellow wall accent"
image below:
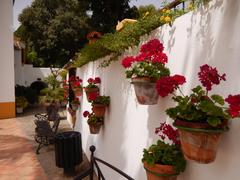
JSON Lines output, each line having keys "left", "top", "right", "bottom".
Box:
{"left": 0, "top": 102, "right": 16, "bottom": 119}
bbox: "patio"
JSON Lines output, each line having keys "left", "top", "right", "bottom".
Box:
{"left": 0, "top": 107, "right": 92, "bottom": 180}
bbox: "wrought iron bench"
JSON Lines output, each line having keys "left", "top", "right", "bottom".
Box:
{"left": 74, "top": 146, "right": 134, "bottom": 180}
{"left": 34, "top": 113, "right": 60, "bottom": 154}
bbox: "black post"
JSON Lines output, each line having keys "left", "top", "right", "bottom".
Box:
{"left": 89, "top": 145, "right": 96, "bottom": 180}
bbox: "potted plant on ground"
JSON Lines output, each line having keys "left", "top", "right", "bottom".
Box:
{"left": 91, "top": 95, "right": 110, "bottom": 117}
{"left": 121, "top": 39, "right": 170, "bottom": 105}
{"left": 16, "top": 96, "right": 28, "bottom": 113}
{"left": 85, "top": 77, "right": 101, "bottom": 102}
{"left": 70, "top": 98, "right": 80, "bottom": 111}
{"left": 156, "top": 64, "right": 240, "bottom": 163}
{"left": 142, "top": 122, "right": 186, "bottom": 180}
{"left": 83, "top": 111, "right": 104, "bottom": 134}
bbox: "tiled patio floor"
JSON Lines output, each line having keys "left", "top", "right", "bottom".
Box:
{"left": 0, "top": 107, "right": 92, "bottom": 180}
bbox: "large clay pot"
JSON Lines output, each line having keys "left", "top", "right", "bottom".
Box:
{"left": 85, "top": 87, "right": 100, "bottom": 102}
{"left": 174, "top": 120, "right": 226, "bottom": 164}
{"left": 88, "top": 122, "right": 102, "bottom": 134}
{"left": 92, "top": 104, "right": 107, "bottom": 117}
{"left": 144, "top": 163, "right": 178, "bottom": 180}
{"left": 131, "top": 77, "right": 159, "bottom": 105}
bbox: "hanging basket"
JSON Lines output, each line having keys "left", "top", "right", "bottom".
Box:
{"left": 88, "top": 122, "right": 102, "bottom": 134}
{"left": 131, "top": 77, "right": 159, "bottom": 105}
{"left": 73, "top": 87, "right": 83, "bottom": 96}
{"left": 174, "top": 120, "right": 228, "bottom": 164}
{"left": 85, "top": 87, "right": 100, "bottom": 102}
{"left": 92, "top": 104, "right": 107, "bottom": 117}
{"left": 144, "top": 163, "right": 178, "bottom": 180}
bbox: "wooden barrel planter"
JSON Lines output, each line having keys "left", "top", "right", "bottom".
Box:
{"left": 144, "top": 163, "right": 178, "bottom": 180}
{"left": 92, "top": 104, "right": 107, "bottom": 117}
{"left": 131, "top": 77, "right": 159, "bottom": 105}
{"left": 174, "top": 120, "right": 228, "bottom": 164}
{"left": 85, "top": 87, "right": 100, "bottom": 102}
{"left": 88, "top": 122, "right": 103, "bottom": 134}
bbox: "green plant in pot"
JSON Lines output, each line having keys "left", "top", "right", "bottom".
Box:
{"left": 90, "top": 95, "right": 110, "bottom": 117}
{"left": 16, "top": 96, "right": 28, "bottom": 113}
{"left": 84, "top": 77, "right": 101, "bottom": 102}
{"left": 156, "top": 64, "right": 240, "bottom": 163}
{"left": 142, "top": 122, "right": 186, "bottom": 180}
{"left": 83, "top": 111, "right": 104, "bottom": 134}
{"left": 121, "top": 39, "right": 170, "bottom": 105}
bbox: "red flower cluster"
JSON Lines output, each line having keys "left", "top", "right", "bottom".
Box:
{"left": 87, "top": 77, "right": 101, "bottom": 84}
{"left": 225, "top": 95, "right": 240, "bottom": 118}
{"left": 155, "top": 122, "right": 180, "bottom": 146}
{"left": 88, "top": 91, "right": 99, "bottom": 101}
{"left": 156, "top": 75, "right": 186, "bottom": 97}
{"left": 140, "top": 39, "right": 164, "bottom": 54}
{"left": 121, "top": 56, "right": 136, "bottom": 68}
{"left": 121, "top": 39, "right": 168, "bottom": 68}
{"left": 83, "top": 111, "right": 90, "bottom": 118}
{"left": 198, "top": 64, "right": 226, "bottom": 91}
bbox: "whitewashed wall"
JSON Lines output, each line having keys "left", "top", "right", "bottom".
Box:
{"left": 14, "top": 55, "right": 59, "bottom": 86}
{"left": 0, "top": 0, "right": 15, "bottom": 103}
{"left": 74, "top": 0, "right": 240, "bottom": 179}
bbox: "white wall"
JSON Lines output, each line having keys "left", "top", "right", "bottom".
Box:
{"left": 74, "top": 0, "right": 240, "bottom": 179}
{"left": 0, "top": 0, "right": 15, "bottom": 103}
{"left": 14, "top": 57, "right": 59, "bottom": 86}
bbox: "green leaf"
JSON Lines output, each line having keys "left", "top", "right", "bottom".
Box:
{"left": 207, "top": 117, "right": 222, "bottom": 127}
{"left": 192, "top": 85, "right": 202, "bottom": 94}
{"left": 211, "top": 94, "right": 224, "bottom": 106}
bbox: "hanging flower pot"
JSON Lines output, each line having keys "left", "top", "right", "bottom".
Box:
{"left": 92, "top": 104, "right": 107, "bottom": 117}
{"left": 174, "top": 120, "right": 227, "bottom": 164}
{"left": 131, "top": 77, "right": 159, "bottom": 105}
{"left": 73, "top": 87, "right": 83, "bottom": 96}
{"left": 71, "top": 104, "right": 79, "bottom": 111}
{"left": 85, "top": 87, "right": 100, "bottom": 102}
{"left": 88, "top": 122, "right": 103, "bottom": 134}
{"left": 71, "top": 98, "right": 80, "bottom": 111}
{"left": 144, "top": 163, "right": 178, "bottom": 180}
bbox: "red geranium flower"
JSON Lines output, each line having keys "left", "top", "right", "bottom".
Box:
{"left": 88, "top": 91, "right": 99, "bottom": 101}
{"left": 225, "top": 95, "right": 240, "bottom": 118}
{"left": 151, "top": 52, "right": 168, "bottom": 64}
{"left": 121, "top": 56, "right": 136, "bottom": 68}
{"left": 83, "top": 111, "right": 90, "bottom": 118}
{"left": 156, "top": 75, "right": 186, "bottom": 97}
{"left": 94, "top": 77, "right": 101, "bottom": 84}
{"left": 198, "top": 64, "right": 226, "bottom": 91}
{"left": 87, "top": 78, "right": 94, "bottom": 83}
{"left": 140, "top": 39, "right": 164, "bottom": 54}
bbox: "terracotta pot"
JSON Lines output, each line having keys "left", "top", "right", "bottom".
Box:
{"left": 131, "top": 77, "right": 159, "bottom": 105}
{"left": 174, "top": 120, "right": 225, "bottom": 164}
{"left": 144, "top": 163, "right": 178, "bottom": 180}
{"left": 92, "top": 104, "right": 107, "bottom": 117}
{"left": 89, "top": 122, "right": 102, "bottom": 134}
{"left": 85, "top": 87, "right": 100, "bottom": 102}
{"left": 73, "top": 87, "right": 83, "bottom": 96}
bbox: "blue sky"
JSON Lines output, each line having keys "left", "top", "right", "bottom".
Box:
{"left": 13, "top": 0, "right": 163, "bottom": 30}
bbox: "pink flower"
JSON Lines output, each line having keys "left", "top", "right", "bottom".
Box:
{"left": 83, "top": 111, "right": 90, "bottom": 118}
{"left": 94, "top": 77, "right": 101, "bottom": 84}
{"left": 198, "top": 64, "right": 226, "bottom": 91}
{"left": 121, "top": 56, "right": 136, "bottom": 68}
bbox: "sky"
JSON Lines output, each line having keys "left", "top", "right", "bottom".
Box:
{"left": 13, "top": 0, "right": 163, "bottom": 30}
